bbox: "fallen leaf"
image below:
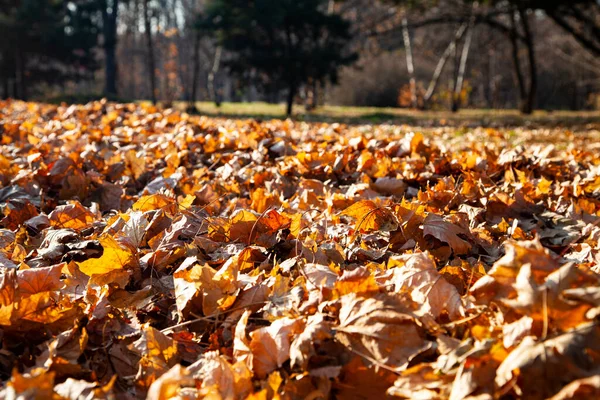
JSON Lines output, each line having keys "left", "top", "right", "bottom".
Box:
{"left": 422, "top": 214, "right": 471, "bottom": 254}
{"left": 249, "top": 317, "right": 305, "bottom": 378}
{"left": 335, "top": 293, "right": 433, "bottom": 371}
{"left": 340, "top": 200, "right": 399, "bottom": 233}
{"left": 48, "top": 201, "right": 95, "bottom": 230}
{"left": 77, "top": 235, "right": 135, "bottom": 276}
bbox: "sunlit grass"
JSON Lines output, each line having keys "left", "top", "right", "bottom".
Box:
{"left": 176, "top": 101, "right": 600, "bottom": 126}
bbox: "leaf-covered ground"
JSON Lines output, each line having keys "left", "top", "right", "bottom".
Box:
{"left": 1, "top": 100, "right": 600, "bottom": 399}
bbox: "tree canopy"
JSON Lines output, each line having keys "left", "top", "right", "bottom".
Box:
{"left": 201, "top": 0, "right": 358, "bottom": 115}
{"left": 0, "top": 0, "right": 98, "bottom": 99}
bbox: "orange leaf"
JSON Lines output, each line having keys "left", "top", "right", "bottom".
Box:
{"left": 17, "top": 264, "right": 64, "bottom": 295}
{"left": 77, "top": 235, "right": 135, "bottom": 276}
{"left": 48, "top": 201, "right": 95, "bottom": 230}
{"left": 340, "top": 200, "right": 398, "bottom": 233}
{"left": 132, "top": 194, "right": 176, "bottom": 213}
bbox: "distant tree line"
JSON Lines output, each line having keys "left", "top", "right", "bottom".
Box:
{"left": 0, "top": 0, "right": 599, "bottom": 114}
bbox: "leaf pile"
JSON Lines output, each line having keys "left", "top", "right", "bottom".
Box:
{"left": 1, "top": 99, "right": 600, "bottom": 399}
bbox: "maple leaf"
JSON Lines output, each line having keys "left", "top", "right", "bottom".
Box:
{"left": 132, "top": 194, "right": 177, "bottom": 213}
{"left": 77, "top": 235, "right": 135, "bottom": 276}
{"left": 340, "top": 200, "right": 399, "bottom": 233}
{"left": 54, "top": 377, "right": 116, "bottom": 400}
{"left": 48, "top": 201, "right": 96, "bottom": 230}
{"left": 249, "top": 317, "right": 305, "bottom": 378}
{"left": 422, "top": 214, "right": 471, "bottom": 254}
{"left": 129, "top": 325, "right": 179, "bottom": 387}
{"left": 146, "top": 365, "right": 192, "bottom": 400}
{"left": 16, "top": 264, "right": 64, "bottom": 295}
{"left": 189, "top": 350, "right": 252, "bottom": 400}
{"left": 496, "top": 323, "right": 600, "bottom": 399}
{"left": 335, "top": 293, "right": 433, "bottom": 371}
{"left": 382, "top": 252, "right": 466, "bottom": 320}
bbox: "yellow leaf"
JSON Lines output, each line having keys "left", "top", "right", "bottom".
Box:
{"left": 132, "top": 194, "right": 176, "bottom": 213}
{"left": 77, "top": 235, "right": 134, "bottom": 276}
{"left": 178, "top": 194, "right": 196, "bottom": 210}
{"left": 125, "top": 149, "right": 145, "bottom": 179}
{"left": 537, "top": 176, "right": 552, "bottom": 195}
{"left": 340, "top": 200, "right": 398, "bottom": 233}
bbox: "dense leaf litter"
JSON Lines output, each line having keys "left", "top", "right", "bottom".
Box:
{"left": 1, "top": 100, "right": 600, "bottom": 399}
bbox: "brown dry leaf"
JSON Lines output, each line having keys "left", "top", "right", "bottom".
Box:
{"left": 233, "top": 309, "right": 252, "bottom": 365}
{"left": 190, "top": 350, "right": 252, "bottom": 400}
{"left": 549, "top": 375, "right": 600, "bottom": 400}
{"left": 0, "top": 268, "right": 16, "bottom": 325}
{"left": 249, "top": 317, "right": 305, "bottom": 378}
{"left": 372, "top": 177, "right": 408, "bottom": 197}
{"left": 383, "top": 253, "right": 465, "bottom": 320}
{"left": 1, "top": 199, "right": 39, "bottom": 231}
{"left": 174, "top": 259, "right": 239, "bottom": 316}
{"left": 258, "top": 209, "right": 291, "bottom": 233}
{"left": 229, "top": 209, "right": 259, "bottom": 243}
{"left": 340, "top": 200, "right": 399, "bottom": 233}
{"left": 335, "top": 356, "right": 398, "bottom": 400}
{"left": 146, "top": 364, "right": 193, "bottom": 400}
{"left": 422, "top": 214, "right": 471, "bottom": 255}
{"left": 470, "top": 238, "right": 559, "bottom": 303}
{"left": 35, "top": 326, "right": 88, "bottom": 377}
{"left": 125, "top": 149, "right": 146, "bottom": 179}
{"left": 502, "top": 316, "right": 534, "bottom": 348}
{"left": 48, "top": 201, "right": 95, "bottom": 230}
{"left": 334, "top": 267, "right": 380, "bottom": 297}
{"left": 16, "top": 264, "right": 64, "bottom": 295}
{"left": 388, "top": 364, "right": 453, "bottom": 399}
{"left": 54, "top": 377, "right": 116, "bottom": 400}
{"left": 496, "top": 323, "right": 600, "bottom": 399}
{"left": 290, "top": 313, "right": 332, "bottom": 370}
{"left": 12, "top": 291, "right": 73, "bottom": 326}
{"left": 129, "top": 325, "right": 179, "bottom": 386}
{"left": 335, "top": 293, "right": 433, "bottom": 371}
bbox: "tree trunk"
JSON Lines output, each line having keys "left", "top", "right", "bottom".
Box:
{"left": 509, "top": 10, "right": 527, "bottom": 112}
{"left": 402, "top": 14, "right": 418, "bottom": 109}
{"left": 102, "top": 0, "right": 119, "bottom": 97}
{"left": 304, "top": 79, "right": 318, "bottom": 111}
{"left": 452, "top": 2, "right": 478, "bottom": 113}
{"left": 189, "top": 30, "right": 202, "bottom": 111}
{"left": 143, "top": 0, "right": 157, "bottom": 104}
{"left": 14, "top": 46, "right": 23, "bottom": 100}
{"left": 422, "top": 23, "right": 468, "bottom": 109}
{"left": 519, "top": 8, "right": 537, "bottom": 115}
{"left": 208, "top": 46, "right": 222, "bottom": 107}
{"left": 2, "top": 77, "right": 8, "bottom": 99}
{"left": 286, "top": 81, "right": 297, "bottom": 117}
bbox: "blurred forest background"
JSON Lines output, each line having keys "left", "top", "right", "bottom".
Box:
{"left": 1, "top": 0, "right": 600, "bottom": 115}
